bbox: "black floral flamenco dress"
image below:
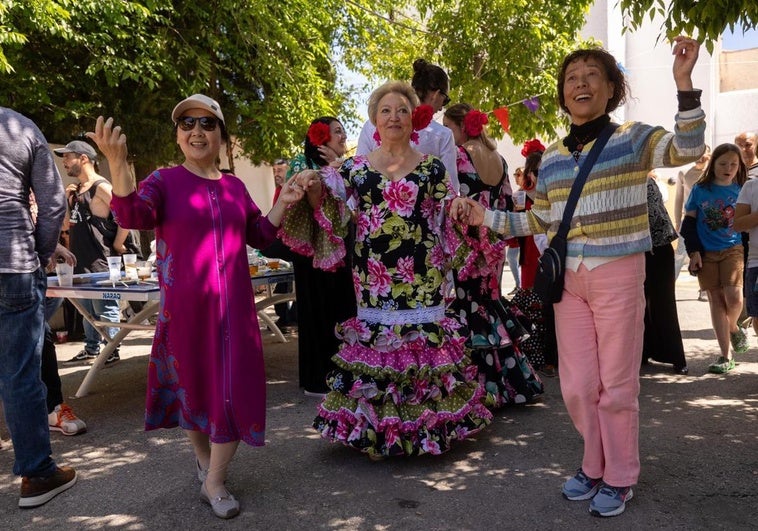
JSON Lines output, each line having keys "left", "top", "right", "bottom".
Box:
{"left": 281, "top": 154, "right": 492, "bottom": 458}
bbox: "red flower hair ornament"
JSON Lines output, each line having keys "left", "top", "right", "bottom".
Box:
{"left": 412, "top": 105, "right": 435, "bottom": 132}
{"left": 463, "top": 109, "right": 488, "bottom": 137}
{"left": 521, "top": 138, "right": 545, "bottom": 157}
{"left": 307, "top": 122, "right": 331, "bottom": 146}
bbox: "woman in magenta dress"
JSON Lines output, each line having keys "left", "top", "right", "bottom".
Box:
{"left": 88, "top": 95, "right": 304, "bottom": 519}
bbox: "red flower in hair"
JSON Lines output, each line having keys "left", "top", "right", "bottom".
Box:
{"left": 463, "top": 109, "right": 488, "bottom": 137}
{"left": 521, "top": 138, "right": 545, "bottom": 157}
{"left": 307, "top": 122, "right": 331, "bottom": 146}
{"left": 412, "top": 105, "right": 434, "bottom": 132}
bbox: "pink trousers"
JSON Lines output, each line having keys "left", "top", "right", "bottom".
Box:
{"left": 555, "top": 253, "right": 645, "bottom": 487}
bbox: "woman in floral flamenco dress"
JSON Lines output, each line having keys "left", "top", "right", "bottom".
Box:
{"left": 282, "top": 81, "right": 492, "bottom": 459}
{"left": 442, "top": 103, "right": 543, "bottom": 407}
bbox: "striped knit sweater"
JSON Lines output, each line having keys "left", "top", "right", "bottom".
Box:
{"left": 484, "top": 108, "right": 705, "bottom": 270}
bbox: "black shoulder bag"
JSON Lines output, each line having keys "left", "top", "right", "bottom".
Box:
{"left": 533, "top": 123, "right": 618, "bottom": 304}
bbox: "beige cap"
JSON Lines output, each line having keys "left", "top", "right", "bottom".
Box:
{"left": 171, "top": 94, "right": 225, "bottom": 124}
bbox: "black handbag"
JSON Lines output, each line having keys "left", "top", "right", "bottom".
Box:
{"left": 533, "top": 123, "right": 618, "bottom": 304}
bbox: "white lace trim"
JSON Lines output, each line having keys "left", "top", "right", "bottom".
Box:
{"left": 357, "top": 305, "right": 445, "bottom": 325}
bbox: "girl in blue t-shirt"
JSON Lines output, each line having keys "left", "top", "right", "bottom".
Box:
{"left": 682, "top": 143, "right": 748, "bottom": 373}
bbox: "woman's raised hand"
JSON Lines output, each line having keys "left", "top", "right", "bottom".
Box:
{"left": 86, "top": 116, "right": 133, "bottom": 196}
{"left": 86, "top": 116, "right": 128, "bottom": 163}
{"left": 671, "top": 36, "right": 700, "bottom": 91}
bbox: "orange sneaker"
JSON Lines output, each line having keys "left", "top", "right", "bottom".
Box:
{"left": 48, "top": 403, "right": 87, "bottom": 436}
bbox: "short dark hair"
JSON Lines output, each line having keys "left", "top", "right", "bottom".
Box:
{"left": 273, "top": 158, "right": 288, "bottom": 166}
{"left": 557, "top": 48, "right": 629, "bottom": 115}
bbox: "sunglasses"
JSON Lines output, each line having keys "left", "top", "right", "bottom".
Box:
{"left": 177, "top": 116, "right": 219, "bottom": 132}
{"left": 439, "top": 90, "right": 451, "bottom": 107}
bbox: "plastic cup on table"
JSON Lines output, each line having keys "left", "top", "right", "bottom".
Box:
{"left": 55, "top": 262, "right": 74, "bottom": 287}
{"left": 136, "top": 261, "right": 153, "bottom": 281}
{"left": 107, "top": 256, "right": 122, "bottom": 283}
{"left": 123, "top": 253, "right": 138, "bottom": 280}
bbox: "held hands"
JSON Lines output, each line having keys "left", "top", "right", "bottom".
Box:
{"left": 671, "top": 36, "right": 700, "bottom": 90}
{"left": 276, "top": 177, "right": 307, "bottom": 205}
{"left": 292, "top": 170, "right": 323, "bottom": 197}
{"left": 450, "top": 197, "right": 485, "bottom": 226}
{"left": 268, "top": 170, "right": 314, "bottom": 226}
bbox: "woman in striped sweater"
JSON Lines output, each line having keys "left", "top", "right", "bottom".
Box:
{"left": 452, "top": 37, "right": 705, "bottom": 517}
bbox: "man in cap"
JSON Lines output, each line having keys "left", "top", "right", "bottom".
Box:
{"left": 55, "top": 140, "right": 127, "bottom": 364}
{"left": 0, "top": 105, "right": 77, "bottom": 508}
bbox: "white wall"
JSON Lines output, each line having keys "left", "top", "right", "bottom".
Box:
{"left": 219, "top": 147, "right": 277, "bottom": 212}
{"left": 714, "top": 89, "right": 758, "bottom": 146}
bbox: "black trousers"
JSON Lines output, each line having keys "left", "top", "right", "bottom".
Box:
{"left": 40, "top": 322, "right": 63, "bottom": 413}
{"left": 643, "top": 243, "right": 687, "bottom": 368}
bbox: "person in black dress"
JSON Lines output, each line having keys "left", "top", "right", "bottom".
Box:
{"left": 284, "top": 117, "right": 357, "bottom": 395}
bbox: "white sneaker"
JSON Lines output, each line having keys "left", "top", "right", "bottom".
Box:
{"left": 49, "top": 403, "right": 87, "bottom": 436}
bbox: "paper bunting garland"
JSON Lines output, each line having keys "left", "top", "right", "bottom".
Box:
{"left": 486, "top": 94, "right": 542, "bottom": 135}
{"left": 491, "top": 107, "right": 510, "bottom": 133}
{"left": 523, "top": 96, "right": 540, "bottom": 113}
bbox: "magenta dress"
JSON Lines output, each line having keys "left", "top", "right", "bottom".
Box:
{"left": 111, "top": 165, "right": 277, "bottom": 446}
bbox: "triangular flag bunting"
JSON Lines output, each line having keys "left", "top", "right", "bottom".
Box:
{"left": 523, "top": 96, "right": 540, "bottom": 113}
{"left": 491, "top": 106, "right": 510, "bottom": 133}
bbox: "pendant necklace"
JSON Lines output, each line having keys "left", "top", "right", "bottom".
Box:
{"left": 571, "top": 134, "right": 593, "bottom": 162}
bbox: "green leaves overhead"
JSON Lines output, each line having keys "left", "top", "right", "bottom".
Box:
{"left": 619, "top": 0, "right": 758, "bottom": 53}
{"left": 4, "top": 0, "right": 750, "bottom": 171}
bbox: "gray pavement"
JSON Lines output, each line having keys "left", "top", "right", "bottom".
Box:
{"left": 1, "top": 272, "right": 756, "bottom": 529}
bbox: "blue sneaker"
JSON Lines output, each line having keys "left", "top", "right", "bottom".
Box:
{"left": 589, "top": 485, "right": 633, "bottom": 517}
{"left": 562, "top": 469, "right": 601, "bottom": 501}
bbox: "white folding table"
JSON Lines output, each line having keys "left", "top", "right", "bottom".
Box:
{"left": 47, "top": 269, "right": 295, "bottom": 397}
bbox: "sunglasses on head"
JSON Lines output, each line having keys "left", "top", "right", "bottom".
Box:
{"left": 177, "top": 116, "right": 219, "bottom": 132}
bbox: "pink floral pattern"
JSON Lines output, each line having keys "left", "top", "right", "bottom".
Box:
{"left": 295, "top": 154, "right": 492, "bottom": 457}
{"left": 382, "top": 180, "right": 419, "bottom": 217}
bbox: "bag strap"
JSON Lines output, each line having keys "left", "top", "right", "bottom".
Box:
{"left": 556, "top": 123, "right": 619, "bottom": 239}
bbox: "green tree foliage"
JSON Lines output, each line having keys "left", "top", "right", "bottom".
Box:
{"left": 417, "top": 0, "right": 595, "bottom": 141}
{"left": 0, "top": 0, "right": 356, "bottom": 174}
{"left": 0, "top": 0, "right": 607, "bottom": 170}
{"left": 334, "top": 1, "right": 596, "bottom": 143}
{"left": 620, "top": 0, "right": 758, "bottom": 53}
